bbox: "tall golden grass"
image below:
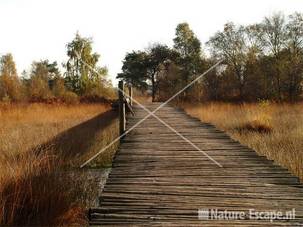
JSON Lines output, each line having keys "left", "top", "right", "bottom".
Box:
{"left": 182, "top": 102, "right": 303, "bottom": 181}
{"left": 0, "top": 103, "right": 118, "bottom": 226}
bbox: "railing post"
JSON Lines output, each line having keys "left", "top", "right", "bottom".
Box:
{"left": 128, "top": 86, "right": 132, "bottom": 106}
{"left": 118, "top": 81, "right": 126, "bottom": 137}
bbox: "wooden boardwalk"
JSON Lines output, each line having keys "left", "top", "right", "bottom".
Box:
{"left": 90, "top": 103, "right": 303, "bottom": 226}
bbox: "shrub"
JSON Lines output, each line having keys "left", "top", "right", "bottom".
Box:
{"left": 28, "top": 77, "right": 52, "bottom": 102}
{"left": 0, "top": 74, "right": 23, "bottom": 101}
{"left": 0, "top": 54, "right": 24, "bottom": 101}
{"left": 82, "top": 80, "right": 116, "bottom": 101}
{"left": 62, "top": 91, "right": 79, "bottom": 104}
{"left": 52, "top": 77, "right": 66, "bottom": 98}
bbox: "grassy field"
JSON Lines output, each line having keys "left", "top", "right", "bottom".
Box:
{"left": 182, "top": 102, "right": 303, "bottom": 181}
{"left": 0, "top": 103, "right": 119, "bottom": 226}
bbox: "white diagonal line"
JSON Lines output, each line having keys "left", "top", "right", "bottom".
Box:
{"left": 77, "top": 53, "right": 221, "bottom": 167}
{"left": 128, "top": 97, "right": 223, "bottom": 167}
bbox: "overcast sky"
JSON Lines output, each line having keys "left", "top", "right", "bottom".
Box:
{"left": 0, "top": 0, "right": 303, "bottom": 84}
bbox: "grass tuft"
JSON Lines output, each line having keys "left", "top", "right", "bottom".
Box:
{"left": 235, "top": 120, "right": 272, "bottom": 134}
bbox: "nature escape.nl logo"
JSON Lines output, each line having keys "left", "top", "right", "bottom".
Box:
{"left": 198, "top": 208, "right": 296, "bottom": 222}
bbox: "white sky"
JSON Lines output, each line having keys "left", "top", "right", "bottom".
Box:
{"left": 0, "top": 0, "right": 303, "bottom": 85}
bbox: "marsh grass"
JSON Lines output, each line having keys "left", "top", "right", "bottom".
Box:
{"left": 181, "top": 102, "right": 303, "bottom": 181}
{"left": 0, "top": 103, "right": 119, "bottom": 226}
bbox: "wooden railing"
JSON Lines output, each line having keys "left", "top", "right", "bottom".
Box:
{"left": 118, "top": 81, "right": 134, "bottom": 137}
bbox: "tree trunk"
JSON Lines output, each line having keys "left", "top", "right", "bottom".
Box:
{"left": 152, "top": 73, "right": 155, "bottom": 102}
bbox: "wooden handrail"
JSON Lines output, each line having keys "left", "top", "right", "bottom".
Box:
{"left": 118, "top": 81, "right": 134, "bottom": 137}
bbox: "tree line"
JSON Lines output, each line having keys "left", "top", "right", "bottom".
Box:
{"left": 118, "top": 12, "right": 303, "bottom": 102}
{"left": 0, "top": 33, "right": 115, "bottom": 104}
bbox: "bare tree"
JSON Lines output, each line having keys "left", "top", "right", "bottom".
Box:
{"left": 207, "top": 23, "right": 249, "bottom": 100}
{"left": 259, "top": 13, "right": 287, "bottom": 100}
